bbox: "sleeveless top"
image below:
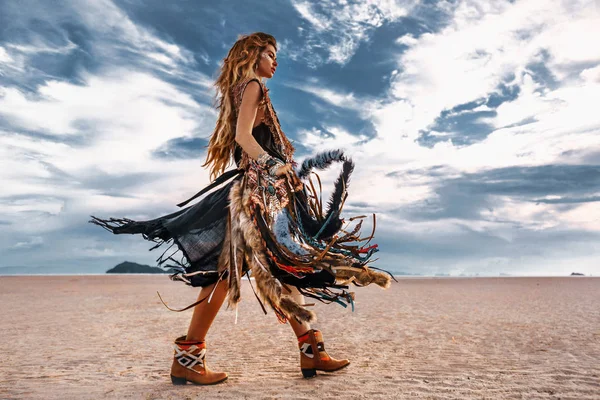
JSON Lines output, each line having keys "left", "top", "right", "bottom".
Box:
{"left": 174, "top": 78, "right": 300, "bottom": 212}
{"left": 230, "top": 78, "right": 300, "bottom": 221}
{"left": 231, "top": 78, "right": 295, "bottom": 170}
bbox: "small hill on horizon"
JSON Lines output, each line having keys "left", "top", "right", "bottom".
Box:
{"left": 106, "top": 261, "right": 172, "bottom": 274}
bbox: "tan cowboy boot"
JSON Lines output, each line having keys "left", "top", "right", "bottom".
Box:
{"left": 298, "top": 329, "right": 350, "bottom": 378}
{"left": 170, "top": 335, "right": 228, "bottom": 385}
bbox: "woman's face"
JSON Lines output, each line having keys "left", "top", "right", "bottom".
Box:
{"left": 255, "top": 44, "right": 278, "bottom": 79}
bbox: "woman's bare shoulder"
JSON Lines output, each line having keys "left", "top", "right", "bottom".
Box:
{"left": 234, "top": 78, "right": 265, "bottom": 111}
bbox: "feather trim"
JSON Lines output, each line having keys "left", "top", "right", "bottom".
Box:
{"left": 217, "top": 206, "right": 245, "bottom": 309}
{"left": 335, "top": 268, "right": 391, "bottom": 289}
{"left": 294, "top": 150, "right": 355, "bottom": 240}
{"left": 296, "top": 149, "right": 347, "bottom": 179}
{"left": 228, "top": 179, "right": 316, "bottom": 323}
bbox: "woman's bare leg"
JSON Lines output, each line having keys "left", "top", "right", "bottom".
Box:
{"left": 186, "top": 279, "right": 229, "bottom": 341}
{"left": 284, "top": 286, "right": 312, "bottom": 336}
{"left": 171, "top": 278, "right": 229, "bottom": 385}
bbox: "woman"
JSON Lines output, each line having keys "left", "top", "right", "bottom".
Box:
{"left": 90, "top": 32, "right": 391, "bottom": 385}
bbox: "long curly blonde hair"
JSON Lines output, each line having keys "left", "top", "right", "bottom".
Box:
{"left": 202, "top": 32, "right": 277, "bottom": 180}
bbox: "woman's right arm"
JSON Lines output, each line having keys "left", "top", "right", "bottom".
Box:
{"left": 235, "top": 81, "right": 292, "bottom": 176}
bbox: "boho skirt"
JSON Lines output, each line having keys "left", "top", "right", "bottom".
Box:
{"left": 90, "top": 150, "right": 392, "bottom": 323}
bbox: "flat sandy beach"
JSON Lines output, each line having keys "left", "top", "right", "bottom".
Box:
{"left": 1, "top": 276, "right": 598, "bottom": 399}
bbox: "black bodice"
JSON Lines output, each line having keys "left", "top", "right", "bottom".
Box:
{"left": 234, "top": 122, "right": 285, "bottom": 167}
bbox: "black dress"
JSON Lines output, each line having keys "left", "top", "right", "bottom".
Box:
{"left": 90, "top": 78, "right": 391, "bottom": 323}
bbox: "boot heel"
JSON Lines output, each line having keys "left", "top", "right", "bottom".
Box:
{"left": 171, "top": 375, "right": 187, "bottom": 385}
{"left": 301, "top": 368, "right": 317, "bottom": 379}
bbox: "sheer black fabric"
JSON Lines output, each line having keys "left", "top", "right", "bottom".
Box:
{"left": 94, "top": 122, "right": 294, "bottom": 287}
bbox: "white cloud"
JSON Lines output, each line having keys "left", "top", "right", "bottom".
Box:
{"left": 290, "top": 0, "right": 417, "bottom": 66}
{"left": 580, "top": 65, "right": 600, "bottom": 83}
{"left": 2, "top": 0, "right": 599, "bottom": 274}
{"left": 284, "top": 80, "right": 366, "bottom": 112}
{"left": 0, "top": 0, "right": 201, "bottom": 86}
{"left": 0, "top": 46, "right": 13, "bottom": 63}
{"left": 0, "top": 70, "right": 202, "bottom": 139}
{"left": 12, "top": 236, "right": 44, "bottom": 249}
{"left": 294, "top": 0, "right": 600, "bottom": 247}
{"left": 0, "top": 45, "right": 25, "bottom": 75}
{"left": 0, "top": 0, "right": 225, "bottom": 269}
{"left": 6, "top": 41, "right": 78, "bottom": 55}
{"left": 388, "top": 0, "right": 599, "bottom": 135}
{"left": 482, "top": 197, "right": 600, "bottom": 232}
{"left": 299, "top": 125, "right": 370, "bottom": 148}
{"left": 293, "top": 1, "right": 332, "bottom": 31}
{"left": 356, "top": 0, "right": 600, "bottom": 168}
{"left": 0, "top": 71, "right": 219, "bottom": 239}
{"left": 69, "top": 0, "right": 195, "bottom": 66}
{"left": 395, "top": 34, "right": 418, "bottom": 46}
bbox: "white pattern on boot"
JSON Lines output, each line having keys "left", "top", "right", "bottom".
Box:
{"left": 174, "top": 344, "right": 206, "bottom": 369}
{"left": 300, "top": 343, "right": 314, "bottom": 358}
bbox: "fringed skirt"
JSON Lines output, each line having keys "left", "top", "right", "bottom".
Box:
{"left": 90, "top": 150, "right": 392, "bottom": 323}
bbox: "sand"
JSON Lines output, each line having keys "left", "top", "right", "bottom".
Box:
{"left": 0, "top": 275, "right": 599, "bottom": 399}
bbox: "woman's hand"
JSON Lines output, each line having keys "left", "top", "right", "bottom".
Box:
{"left": 274, "top": 163, "right": 302, "bottom": 189}
{"left": 274, "top": 163, "right": 293, "bottom": 177}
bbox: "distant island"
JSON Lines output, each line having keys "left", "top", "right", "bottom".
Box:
{"left": 570, "top": 272, "right": 585, "bottom": 276}
{"left": 107, "top": 261, "right": 174, "bottom": 274}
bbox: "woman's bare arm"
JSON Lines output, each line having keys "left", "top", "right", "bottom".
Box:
{"left": 235, "top": 80, "right": 292, "bottom": 176}
{"left": 235, "top": 81, "right": 268, "bottom": 161}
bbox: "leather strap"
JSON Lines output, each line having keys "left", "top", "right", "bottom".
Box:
{"left": 176, "top": 168, "right": 243, "bottom": 208}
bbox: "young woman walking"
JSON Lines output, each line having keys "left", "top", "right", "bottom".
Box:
{"left": 90, "top": 32, "right": 390, "bottom": 385}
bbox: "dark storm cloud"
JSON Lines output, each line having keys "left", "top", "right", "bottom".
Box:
{"left": 486, "top": 80, "right": 521, "bottom": 108}
{"left": 83, "top": 170, "right": 163, "bottom": 194}
{"left": 333, "top": 191, "right": 600, "bottom": 276}
{"left": 457, "top": 164, "right": 600, "bottom": 196}
{"left": 389, "top": 164, "right": 600, "bottom": 221}
{"left": 300, "top": 16, "right": 428, "bottom": 97}
{"left": 583, "top": 151, "right": 600, "bottom": 164}
{"left": 347, "top": 201, "right": 375, "bottom": 209}
{"left": 151, "top": 136, "right": 209, "bottom": 160}
{"left": 281, "top": 0, "right": 454, "bottom": 99}
{"left": 386, "top": 164, "right": 447, "bottom": 179}
{"left": 0, "top": 119, "right": 100, "bottom": 148}
{"left": 417, "top": 78, "right": 522, "bottom": 147}
{"left": 525, "top": 49, "right": 559, "bottom": 90}
{"left": 531, "top": 196, "right": 600, "bottom": 204}
{"left": 1, "top": 2, "right": 103, "bottom": 90}
{"left": 419, "top": 109, "right": 497, "bottom": 147}
{"left": 372, "top": 223, "right": 600, "bottom": 276}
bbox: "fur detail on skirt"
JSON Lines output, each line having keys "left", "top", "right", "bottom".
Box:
{"left": 222, "top": 178, "right": 316, "bottom": 323}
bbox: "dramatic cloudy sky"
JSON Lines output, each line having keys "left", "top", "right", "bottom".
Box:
{"left": 1, "top": 0, "right": 599, "bottom": 276}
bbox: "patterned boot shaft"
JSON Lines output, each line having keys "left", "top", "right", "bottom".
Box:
{"left": 174, "top": 335, "right": 207, "bottom": 373}
{"left": 298, "top": 329, "right": 350, "bottom": 378}
{"left": 170, "top": 335, "right": 227, "bottom": 385}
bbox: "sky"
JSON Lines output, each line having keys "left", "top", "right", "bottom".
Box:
{"left": 0, "top": 0, "right": 599, "bottom": 276}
